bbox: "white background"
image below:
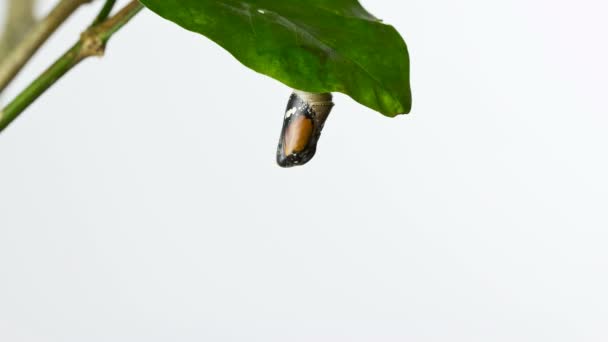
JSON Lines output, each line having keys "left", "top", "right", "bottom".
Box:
{"left": 1, "top": 0, "right": 607, "bottom": 341}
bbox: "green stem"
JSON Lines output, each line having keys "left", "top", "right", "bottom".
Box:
{"left": 0, "top": 1, "right": 144, "bottom": 133}
{"left": 0, "top": 0, "right": 94, "bottom": 94}
{"left": 0, "top": 44, "right": 82, "bottom": 126}
{"left": 92, "top": 0, "right": 117, "bottom": 26}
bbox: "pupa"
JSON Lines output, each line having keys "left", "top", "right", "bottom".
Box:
{"left": 276, "top": 90, "right": 334, "bottom": 167}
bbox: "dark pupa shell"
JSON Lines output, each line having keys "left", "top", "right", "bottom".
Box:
{"left": 276, "top": 91, "right": 334, "bottom": 167}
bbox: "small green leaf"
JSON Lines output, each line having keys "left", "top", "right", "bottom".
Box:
{"left": 140, "top": 0, "right": 411, "bottom": 116}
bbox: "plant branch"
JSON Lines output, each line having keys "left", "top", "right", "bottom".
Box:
{"left": 0, "top": 0, "right": 37, "bottom": 60}
{"left": 92, "top": 0, "right": 117, "bottom": 27}
{"left": 0, "top": 0, "right": 144, "bottom": 133}
{"left": 0, "top": 0, "right": 95, "bottom": 94}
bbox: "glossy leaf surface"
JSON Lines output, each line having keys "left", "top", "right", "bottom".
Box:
{"left": 140, "top": 0, "right": 411, "bottom": 116}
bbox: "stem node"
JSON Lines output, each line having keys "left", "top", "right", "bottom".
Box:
{"left": 79, "top": 30, "right": 106, "bottom": 59}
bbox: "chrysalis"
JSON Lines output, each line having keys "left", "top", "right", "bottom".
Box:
{"left": 276, "top": 90, "right": 334, "bottom": 167}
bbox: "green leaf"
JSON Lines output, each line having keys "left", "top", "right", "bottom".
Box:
{"left": 140, "top": 0, "right": 411, "bottom": 116}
